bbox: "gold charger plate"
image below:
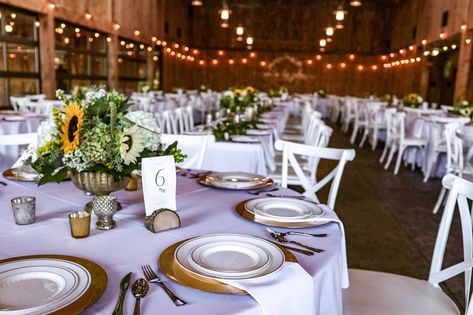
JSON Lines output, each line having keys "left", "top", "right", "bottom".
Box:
{"left": 2, "top": 168, "right": 38, "bottom": 182}
{"left": 197, "top": 174, "right": 273, "bottom": 190}
{"left": 159, "top": 238, "right": 297, "bottom": 295}
{"left": 236, "top": 199, "right": 330, "bottom": 228}
{"left": 0, "top": 254, "right": 107, "bottom": 315}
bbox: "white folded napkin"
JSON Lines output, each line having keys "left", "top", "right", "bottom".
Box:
{"left": 220, "top": 262, "right": 316, "bottom": 315}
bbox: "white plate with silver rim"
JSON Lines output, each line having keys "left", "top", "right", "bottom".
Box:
{"left": 175, "top": 234, "right": 285, "bottom": 280}
{"left": 245, "top": 197, "right": 324, "bottom": 222}
{"left": 201, "top": 172, "right": 272, "bottom": 190}
{"left": 0, "top": 258, "right": 91, "bottom": 315}
{"left": 231, "top": 135, "right": 260, "bottom": 143}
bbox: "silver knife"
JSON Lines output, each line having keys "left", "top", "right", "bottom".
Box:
{"left": 112, "top": 272, "right": 132, "bottom": 315}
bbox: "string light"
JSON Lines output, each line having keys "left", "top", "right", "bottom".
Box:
{"left": 113, "top": 22, "right": 120, "bottom": 31}
{"left": 466, "top": 38, "right": 472, "bottom": 45}
{"left": 250, "top": 52, "right": 256, "bottom": 58}
{"left": 389, "top": 53, "right": 395, "bottom": 58}
{"left": 34, "top": 21, "right": 40, "bottom": 27}
{"left": 439, "top": 32, "right": 446, "bottom": 39}
{"left": 236, "top": 25, "right": 244, "bottom": 36}
{"left": 340, "top": 62, "right": 346, "bottom": 68}
{"left": 349, "top": 54, "right": 355, "bottom": 60}
{"left": 371, "top": 65, "right": 377, "bottom": 70}
{"left": 212, "top": 59, "right": 218, "bottom": 65}
{"left": 134, "top": 30, "right": 140, "bottom": 36}
{"left": 461, "top": 24, "right": 467, "bottom": 31}
{"left": 316, "top": 55, "right": 322, "bottom": 60}
{"left": 319, "top": 39, "right": 327, "bottom": 47}
{"left": 260, "top": 61, "right": 266, "bottom": 66}
{"left": 408, "top": 45, "right": 414, "bottom": 51}
{"left": 106, "top": 37, "right": 111, "bottom": 43}
{"left": 334, "top": 5, "right": 346, "bottom": 21}
{"left": 152, "top": 36, "right": 157, "bottom": 42}
{"left": 192, "top": 0, "right": 203, "bottom": 6}
{"left": 218, "top": 50, "right": 224, "bottom": 56}
{"left": 350, "top": 0, "right": 362, "bottom": 7}
{"left": 381, "top": 55, "right": 387, "bottom": 60}
{"left": 84, "top": 12, "right": 92, "bottom": 20}
{"left": 47, "top": 1, "right": 55, "bottom": 10}
{"left": 193, "top": 49, "right": 199, "bottom": 55}
{"left": 306, "top": 59, "right": 313, "bottom": 65}
{"left": 246, "top": 36, "right": 254, "bottom": 45}
{"left": 421, "top": 39, "right": 427, "bottom": 45}
{"left": 199, "top": 60, "right": 205, "bottom": 65}
{"left": 357, "top": 65, "right": 364, "bottom": 71}
{"left": 326, "top": 63, "right": 333, "bottom": 69}
{"left": 228, "top": 59, "right": 234, "bottom": 64}
{"left": 242, "top": 58, "right": 248, "bottom": 64}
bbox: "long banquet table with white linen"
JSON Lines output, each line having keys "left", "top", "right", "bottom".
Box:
{"left": 0, "top": 172, "right": 348, "bottom": 315}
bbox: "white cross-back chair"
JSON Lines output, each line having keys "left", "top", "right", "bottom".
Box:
{"left": 432, "top": 123, "right": 473, "bottom": 214}
{"left": 359, "top": 102, "right": 387, "bottom": 150}
{"left": 384, "top": 112, "right": 427, "bottom": 175}
{"left": 342, "top": 98, "right": 356, "bottom": 133}
{"left": 344, "top": 174, "right": 473, "bottom": 315}
{"left": 171, "top": 108, "right": 185, "bottom": 134}
{"left": 423, "top": 117, "right": 470, "bottom": 182}
{"left": 274, "top": 139, "right": 355, "bottom": 210}
{"left": 160, "top": 134, "right": 214, "bottom": 170}
{"left": 156, "top": 110, "right": 174, "bottom": 134}
{"left": 183, "top": 105, "right": 194, "bottom": 131}
{"left": 379, "top": 108, "right": 397, "bottom": 163}
{"left": 350, "top": 101, "right": 368, "bottom": 144}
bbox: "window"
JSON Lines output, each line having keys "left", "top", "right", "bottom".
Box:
{"left": 117, "top": 38, "right": 148, "bottom": 94}
{"left": 0, "top": 6, "right": 40, "bottom": 108}
{"left": 55, "top": 21, "right": 108, "bottom": 92}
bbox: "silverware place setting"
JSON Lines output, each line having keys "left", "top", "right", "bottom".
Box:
{"left": 266, "top": 227, "right": 327, "bottom": 238}
{"left": 272, "top": 243, "right": 314, "bottom": 256}
{"left": 141, "top": 264, "right": 187, "bottom": 306}
{"left": 246, "top": 186, "right": 280, "bottom": 195}
{"left": 131, "top": 278, "right": 149, "bottom": 315}
{"left": 112, "top": 272, "right": 132, "bottom": 315}
{"left": 265, "top": 193, "right": 320, "bottom": 204}
{"left": 269, "top": 232, "right": 325, "bottom": 253}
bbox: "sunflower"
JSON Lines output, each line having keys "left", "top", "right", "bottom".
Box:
{"left": 408, "top": 93, "right": 417, "bottom": 102}
{"left": 233, "top": 89, "right": 243, "bottom": 97}
{"left": 245, "top": 86, "right": 255, "bottom": 94}
{"left": 119, "top": 125, "right": 146, "bottom": 165}
{"left": 61, "top": 103, "right": 84, "bottom": 153}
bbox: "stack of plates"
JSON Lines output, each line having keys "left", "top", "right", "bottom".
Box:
{"left": 0, "top": 255, "right": 107, "bottom": 314}
{"left": 230, "top": 135, "right": 260, "bottom": 143}
{"left": 175, "top": 234, "right": 285, "bottom": 280}
{"left": 236, "top": 197, "right": 328, "bottom": 228}
{"left": 159, "top": 234, "right": 297, "bottom": 294}
{"left": 198, "top": 172, "right": 273, "bottom": 190}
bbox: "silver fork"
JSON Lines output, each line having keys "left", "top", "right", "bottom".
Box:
{"left": 266, "top": 227, "right": 327, "bottom": 238}
{"left": 270, "top": 232, "right": 325, "bottom": 253}
{"left": 141, "top": 265, "right": 187, "bottom": 306}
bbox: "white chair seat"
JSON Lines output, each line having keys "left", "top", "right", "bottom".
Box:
{"left": 343, "top": 269, "right": 460, "bottom": 315}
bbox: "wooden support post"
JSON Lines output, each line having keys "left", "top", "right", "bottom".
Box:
{"left": 454, "top": 29, "right": 473, "bottom": 103}
{"left": 108, "top": 34, "right": 118, "bottom": 90}
{"left": 38, "top": 11, "right": 56, "bottom": 99}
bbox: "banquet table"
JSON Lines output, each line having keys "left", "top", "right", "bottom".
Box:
{"left": 0, "top": 173, "right": 348, "bottom": 315}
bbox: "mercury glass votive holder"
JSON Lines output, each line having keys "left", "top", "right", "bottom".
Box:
{"left": 92, "top": 195, "right": 118, "bottom": 230}
{"left": 68, "top": 211, "right": 91, "bottom": 238}
{"left": 11, "top": 196, "right": 36, "bottom": 225}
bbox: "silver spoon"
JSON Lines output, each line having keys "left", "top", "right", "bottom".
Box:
{"left": 132, "top": 278, "right": 149, "bottom": 315}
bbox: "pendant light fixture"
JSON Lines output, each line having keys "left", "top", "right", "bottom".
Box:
{"left": 219, "top": 0, "right": 231, "bottom": 28}
{"left": 334, "top": 3, "right": 346, "bottom": 21}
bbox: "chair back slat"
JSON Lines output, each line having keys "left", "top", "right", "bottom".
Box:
{"left": 275, "top": 139, "right": 355, "bottom": 209}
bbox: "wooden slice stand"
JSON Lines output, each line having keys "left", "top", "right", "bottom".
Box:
{"left": 144, "top": 208, "right": 181, "bottom": 233}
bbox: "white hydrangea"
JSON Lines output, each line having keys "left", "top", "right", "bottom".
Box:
{"left": 83, "top": 88, "right": 107, "bottom": 108}
{"left": 125, "top": 111, "right": 161, "bottom": 151}
{"left": 223, "top": 90, "right": 233, "bottom": 98}
{"left": 37, "top": 118, "right": 58, "bottom": 147}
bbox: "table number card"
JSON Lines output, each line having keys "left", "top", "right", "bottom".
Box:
{"left": 141, "top": 156, "right": 177, "bottom": 216}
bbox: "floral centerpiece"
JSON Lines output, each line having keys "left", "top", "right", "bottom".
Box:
{"left": 450, "top": 101, "right": 473, "bottom": 120}
{"left": 317, "top": 89, "right": 327, "bottom": 98}
{"left": 403, "top": 93, "right": 423, "bottom": 108}
{"left": 31, "top": 87, "right": 186, "bottom": 186}
{"left": 380, "top": 94, "right": 393, "bottom": 105}
{"left": 220, "top": 86, "right": 260, "bottom": 113}
{"left": 138, "top": 82, "right": 151, "bottom": 93}
{"left": 199, "top": 84, "right": 210, "bottom": 92}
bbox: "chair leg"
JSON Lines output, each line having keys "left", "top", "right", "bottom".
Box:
{"left": 350, "top": 123, "right": 359, "bottom": 144}
{"left": 394, "top": 145, "right": 406, "bottom": 175}
{"left": 384, "top": 143, "right": 396, "bottom": 170}
{"left": 380, "top": 140, "right": 389, "bottom": 163}
{"left": 433, "top": 187, "right": 446, "bottom": 214}
{"left": 371, "top": 128, "right": 378, "bottom": 151}
{"left": 423, "top": 151, "right": 438, "bottom": 183}
{"left": 359, "top": 128, "right": 369, "bottom": 148}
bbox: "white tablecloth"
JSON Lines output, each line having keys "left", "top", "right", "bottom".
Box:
{"left": 0, "top": 174, "right": 347, "bottom": 315}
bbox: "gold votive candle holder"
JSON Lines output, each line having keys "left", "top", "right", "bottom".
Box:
{"left": 68, "top": 211, "right": 91, "bottom": 238}
{"left": 125, "top": 173, "right": 139, "bottom": 191}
